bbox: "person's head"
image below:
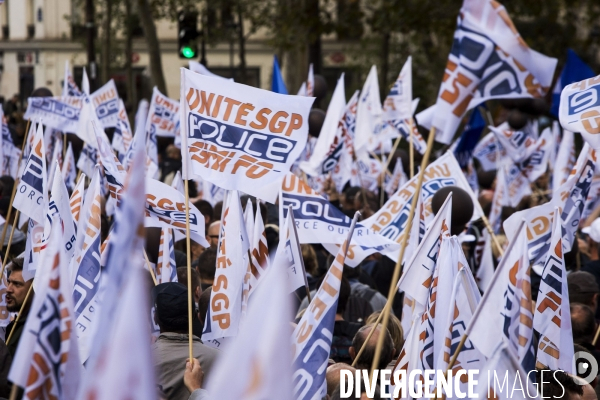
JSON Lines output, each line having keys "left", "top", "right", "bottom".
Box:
{"left": 571, "top": 303, "right": 596, "bottom": 345}
{"left": 326, "top": 363, "right": 357, "bottom": 397}
{"left": 193, "top": 200, "right": 214, "bottom": 233}
{"left": 349, "top": 324, "right": 395, "bottom": 370}
{"left": 153, "top": 282, "right": 191, "bottom": 333}
{"left": 197, "top": 247, "right": 217, "bottom": 284}
{"left": 341, "top": 186, "right": 361, "bottom": 217}
{"left": 571, "top": 374, "right": 598, "bottom": 400}
{"left": 431, "top": 186, "right": 474, "bottom": 236}
{"left": 198, "top": 287, "right": 212, "bottom": 325}
{"left": 165, "top": 144, "right": 181, "bottom": 160}
{"left": 582, "top": 219, "right": 600, "bottom": 259}
{"left": 537, "top": 370, "right": 583, "bottom": 400}
{"left": 331, "top": 381, "right": 382, "bottom": 400}
{"left": 366, "top": 312, "right": 403, "bottom": 359}
{"left": 176, "top": 267, "right": 202, "bottom": 304}
{"left": 206, "top": 221, "right": 221, "bottom": 249}
{"left": 6, "top": 258, "right": 32, "bottom": 313}
{"left": 569, "top": 272, "right": 600, "bottom": 312}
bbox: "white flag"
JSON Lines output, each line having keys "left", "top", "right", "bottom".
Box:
{"left": 432, "top": 0, "right": 556, "bottom": 144}
{"left": 180, "top": 68, "right": 314, "bottom": 202}
{"left": 205, "top": 255, "right": 293, "bottom": 399}
{"left": 299, "top": 74, "right": 346, "bottom": 177}
{"left": 477, "top": 343, "right": 539, "bottom": 400}
{"left": 202, "top": 191, "right": 250, "bottom": 344}
{"left": 90, "top": 79, "right": 120, "bottom": 128}
{"left": 469, "top": 220, "right": 536, "bottom": 373}
{"left": 271, "top": 207, "right": 306, "bottom": 293}
{"left": 292, "top": 222, "right": 356, "bottom": 400}
{"left": 354, "top": 65, "right": 382, "bottom": 155}
{"left": 476, "top": 230, "right": 495, "bottom": 292}
{"left": 14, "top": 122, "right": 47, "bottom": 224}
{"left": 77, "top": 267, "right": 156, "bottom": 399}
{"left": 559, "top": 75, "right": 600, "bottom": 149}
{"left": 9, "top": 220, "right": 82, "bottom": 400}
{"left": 156, "top": 227, "right": 178, "bottom": 284}
{"left": 533, "top": 209, "right": 574, "bottom": 373}
{"left": 552, "top": 129, "right": 575, "bottom": 191}
{"left": 62, "top": 141, "right": 77, "bottom": 192}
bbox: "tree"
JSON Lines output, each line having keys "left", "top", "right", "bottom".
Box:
{"left": 134, "top": 0, "right": 167, "bottom": 94}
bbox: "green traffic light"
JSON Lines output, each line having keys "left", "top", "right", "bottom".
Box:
{"left": 181, "top": 46, "right": 196, "bottom": 59}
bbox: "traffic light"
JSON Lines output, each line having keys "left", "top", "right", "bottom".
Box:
{"left": 178, "top": 11, "right": 198, "bottom": 59}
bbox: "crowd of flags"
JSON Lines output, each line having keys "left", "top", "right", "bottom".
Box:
{"left": 0, "top": 0, "right": 599, "bottom": 398}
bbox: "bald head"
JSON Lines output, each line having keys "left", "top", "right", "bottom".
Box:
{"left": 326, "top": 363, "right": 356, "bottom": 396}
{"left": 571, "top": 303, "right": 596, "bottom": 344}
{"left": 207, "top": 221, "right": 221, "bottom": 249}
{"left": 349, "top": 324, "right": 395, "bottom": 371}
{"left": 572, "top": 375, "right": 597, "bottom": 400}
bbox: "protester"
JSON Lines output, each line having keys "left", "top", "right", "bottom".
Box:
{"left": 569, "top": 272, "right": 600, "bottom": 315}
{"left": 536, "top": 370, "right": 584, "bottom": 400}
{"left": 205, "top": 222, "right": 220, "bottom": 250}
{"left": 196, "top": 248, "right": 216, "bottom": 291}
{"left": 349, "top": 324, "right": 395, "bottom": 371}
{"left": 326, "top": 363, "right": 356, "bottom": 397}
{"left": 571, "top": 303, "right": 600, "bottom": 365}
{"left": 5, "top": 258, "right": 32, "bottom": 356}
{"left": 152, "top": 282, "right": 219, "bottom": 400}
{"left": 365, "top": 311, "right": 403, "bottom": 366}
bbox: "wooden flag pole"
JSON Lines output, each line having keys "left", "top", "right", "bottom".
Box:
{"left": 0, "top": 120, "right": 32, "bottom": 250}
{"left": 592, "top": 324, "right": 600, "bottom": 346}
{"left": 183, "top": 178, "right": 195, "bottom": 363}
{"left": 8, "top": 384, "right": 18, "bottom": 400}
{"left": 6, "top": 282, "right": 34, "bottom": 344}
{"left": 143, "top": 249, "right": 158, "bottom": 285}
{"left": 368, "top": 126, "right": 436, "bottom": 379}
{"left": 0, "top": 210, "right": 21, "bottom": 279}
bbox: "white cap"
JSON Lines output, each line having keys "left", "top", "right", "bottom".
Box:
{"left": 582, "top": 218, "right": 600, "bottom": 242}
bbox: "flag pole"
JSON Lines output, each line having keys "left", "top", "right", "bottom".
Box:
{"left": 0, "top": 211, "right": 21, "bottom": 279}
{"left": 592, "top": 325, "right": 600, "bottom": 346}
{"left": 6, "top": 282, "right": 34, "bottom": 344}
{"left": 368, "top": 126, "right": 437, "bottom": 379}
{"left": 183, "top": 178, "right": 194, "bottom": 363}
{"left": 8, "top": 384, "right": 18, "bottom": 400}
{"left": 143, "top": 249, "right": 158, "bottom": 285}
{"left": 288, "top": 205, "right": 312, "bottom": 304}
{"left": 0, "top": 120, "right": 32, "bottom": 250}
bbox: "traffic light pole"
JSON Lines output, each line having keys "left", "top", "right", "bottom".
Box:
{"left": 86, "top": 0, "right": 97, "bottom": 91}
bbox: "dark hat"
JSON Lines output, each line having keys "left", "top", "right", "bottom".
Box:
{"left": 152, "top": 282, "right": 189, "bottom": 330}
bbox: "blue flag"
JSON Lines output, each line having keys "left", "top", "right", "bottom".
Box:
{"left": 454, "top": 107, "right": 486, "bottom": 169}
{"left": 271, "top": 55, "right": 288, "bottom": 94}
{"left": 551, "top": 49, "right": 595, "bottom": 116}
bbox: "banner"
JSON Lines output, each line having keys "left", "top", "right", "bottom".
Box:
{"left": 90, "top": 79, "right": 120, "bottom": 128}
{"left": 559, "top": 75, "right": 600, "bottom": 149}
{"left": 202, "top": 191, "right": 250, "bottom": 346}
{"left": 354, "top": 65, "right": 383, "bottom": 155}
{"left": 299, "top": 74, "right": 346, "bottom": 177}
{"left": 432, "top": 0, "right": 557, "bottom": 144}
{"left": 180, "top": 68, "right": 314, "bottom": 202}
{"left": 146, "top": 86, "right": 180, "bottom": 138}
{"left": 24, "top": 96, "right": 82, "bottom": 134}
{"left": 362, "top": 151, "right": 480, "bottom": 261}
{"left": 280, "top": 173, "right": 399, "bottom": 267}
{"left": 112, "top": 99, "right": 133, "bottom": 155}
{"left": 292, "top": 232, "right": 354, "bottom": 399}
{"left": 14, "top": 123, "right": 47, "bottom": 224}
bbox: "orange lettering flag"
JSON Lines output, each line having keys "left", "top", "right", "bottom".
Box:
{"left": 180, "top": 68, "right": 314, "bottom": 203}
